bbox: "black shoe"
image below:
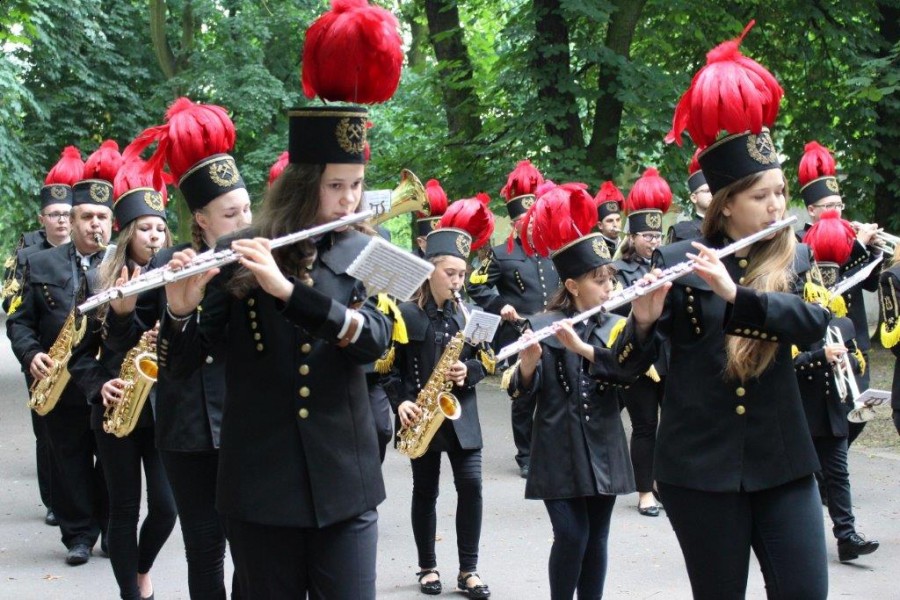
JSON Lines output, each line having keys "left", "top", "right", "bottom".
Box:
{"left": 638, "top": 504, "right": 660, "bottom": 517}
{"left": 838, "top": 533, "right": 879, "bottom": 562}
{"left": 65, "top": 543, "right": 91, "bottom": 566}
{"left": 44, "top": 509, "right": 58, "bottom": 527}
{"left": 416, "top": 569, "right": 441, "bottom": 595}
{"left": 519, "top": 465, "right": 529, "bottom": 479}
{"left": 458, "top": 572, "right": 490, "bottom": 599}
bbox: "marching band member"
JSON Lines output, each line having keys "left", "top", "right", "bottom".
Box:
{"left": 658, "top": 22, "right": 830, "bottom": 598}
{"left": 504, "top": 183, "right": 667, "bottom": 600}
{"left": 157, "top": 1, "right": 401, "bottom": 595}
{"left": 613, "top": 168, "right": 672, "bottom": 516}
{"left": 8, "top": 141, "right": 119, "bottom": 566}
{"left": 798, "top": 141, "right": 883, "bottom": 445}
{"left": 68, "top": 159, "right": 176, "bottom": 600}
{"left": 593, "top": 180, "right": 624, "bottom": 257}
{"left": 879, "top": 253, "right": 900, "bottom": 434}
{"left": 110, "top": 97, "right": 251, "bottom": 599}
{"left": 666, "top": 149, "right": 710, "bottom": 244}
{"left": 467, "top": 159, "right": 560, "bottom": 478}
{"left": 795, "top": 211, "right": 879, "bottom": 562}
{"left": 413, "top": 178, "right": 448, "bottom": 257}
{"left": 384, "top": 196, "right": 495, "bottom": 598}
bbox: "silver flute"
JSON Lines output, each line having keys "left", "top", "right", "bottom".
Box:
{"left": 495, "top": 215, "right": 798, "bottom": 361}
{"left": 76, "top": 210, "right": 373, "bottom": 315}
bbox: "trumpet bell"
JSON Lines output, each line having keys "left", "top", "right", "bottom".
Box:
{"left": 437, "top": 391, "right": 461, "bottom": 420}
{"left": 372, "top": 169, "right": 428, "bottom": 225}
{"left": 848, "top": 406, "right": 877, "bottom": 423}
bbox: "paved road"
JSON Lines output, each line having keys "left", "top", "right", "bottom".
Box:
{"left": 1, "top": 319, "right": 898, "bottom": 598}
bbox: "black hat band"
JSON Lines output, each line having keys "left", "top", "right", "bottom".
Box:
{"left": 416, "top": 216, "right": 441, "bottom": 238}
{"left": 114, "top": 187, "right": 167, "bottom": 229}
{"left": 506, "top": 194, "right": 535, "bottom": 220}
{"left": 424, "top": 228, "right": 472, "bottom": 260}
{"left": 688, "top": 170, "right": 707, "bottom": 193}
{"left": 597, "top": 200, "right": 621, "bottom": 221}
{"left": 800, "top": 176, "right": 840, "bottom": 207}
{"left": 698, "top": 129, "right": 781, "bottom": 195}
{"left": 178, "top": 154, "right": 246, "bottom": 212}
{"left": 627, "top": 209, "right": 663, "bottom": 234}
{"left": 551, "top": 233, "right": 612, "bottom": 281}
{"left": 73, "top": 180, "right": 114, "bottom": 209}
{"left": 40, "top": 184, "right": 74, "bottom": 209}
{"left": 288, "top": 106, "right": 368, "bottom": 165}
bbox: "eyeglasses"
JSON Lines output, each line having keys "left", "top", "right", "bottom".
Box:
{"left": 42, "top": 211, "right": 71, "bottom": 221}
{"left": 814, "top": 202, "right": 844, "bottom": 211}
{"left": 637, "top": 233, "right": 663, "bottom": 242}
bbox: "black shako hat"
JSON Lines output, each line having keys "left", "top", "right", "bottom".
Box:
{"left": 178, "top": 154, "right": 246, "bottom": 212}
{"left": 72, "top": 180, "right": 114, "bottom": 210}
{"left": 698, "top": 128, "right": 781, "bottom": 195}
{"left": 288, "top": 105, "right": 368, "bottom": 165}
{"left": 114, "top": 188, "right": 167, "bottom": 229}
{"left": 551, "top": 233, "right": 612, "bottom": 282}
{"left": 424, "top": 228, "right": 473, "bottom": 260}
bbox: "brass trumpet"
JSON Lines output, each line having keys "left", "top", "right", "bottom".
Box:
{"left": 851, "top": 221, "right": 896, "bottom": 256}
{"left": 371, "top": 169, "right": 428, "bottom": 225}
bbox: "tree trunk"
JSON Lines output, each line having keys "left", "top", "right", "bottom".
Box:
{"left": 423, "top": 0, "right": 483, "bottom": 142}
{"left": 530, "top": 0, "right": 583, "bottom": 167}
{"left": 586, "top": 0, "right": 646, "bottom": 181}
{"left": 400, "top": 1, "right": 428, "bottom": 71}
{"left": 872, "top": 3, "right": 900, "bottom": 231}
{"left": 149, "top": 0, "right": 177, "bottom": 79}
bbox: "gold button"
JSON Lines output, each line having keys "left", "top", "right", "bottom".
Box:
{"left": 686, "top": 287, "right": 692, "bottom": 293}
{"left": 687, "top": 306, "right": 694, "bottom": 313}
{"left": 299, "top": 386, "right": 310, "bottom": 397}
{"left": 248, "top": 298, "right": 256, "bottom": 307}
{"left": 298, "top": 408, "right": 309, "bottom": 419}
{"left": 250, "top": 322, "right": 258, "bottom": 330}
{"left": 760, "top": 333, "right": 768, "bottom": 339}
{"left": 299, "top": 364, "right": 310, "bottom": 375}
{"left": 752, "top": 330, "right": 759, "bottom": 336}
{"left": 205, "top": 356, "right": 214, "bottom": 365}
{"left": 736, "top": 387, "right": 746, "bottom": 397}
{"left": 253, "top": 333, "right": 261, "bottom": 341}
{"left": 688, "top": 295, "right": 694, "bottom": 302}
{"left": 739, "top": 277, "right": 746, "bottom": 284}
{"left": 771, "top": 336, "right": 778, "bottom": 342}
{"left": 249, "top": 311, "right": 257, "bottom": 318}
{"left": 301, "top": 343, "right": 312, "bottom": 353}
{"left": 735, "top": 405, "right": 746, "bottom": 415}
{"left": 256, "top": 343, "right": 264, "bottom": 351}
{"left": 694, "top": 327, "right": 701, "bottom": 334}
{"left": 738, "top": 259, "right": 748, "bottom": 268}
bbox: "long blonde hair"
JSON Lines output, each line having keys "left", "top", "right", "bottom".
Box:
{"left": 702, "top": 171, "right": 796, "bottom": 382}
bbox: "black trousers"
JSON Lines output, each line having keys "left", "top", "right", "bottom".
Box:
{"left": 813, "top": 436, "right": 856, "bottom": 541}
{"left": 621, "top": 376, "right": 663, "bottom": 493}
{"left": 96, "top": 426, "right": 177, "bottom": 600}
{"left": 847, "top": 356, "right": 870, "bottom": 446}
{"left": 410, "top": 448, "right": 483, "bottom": 572}
{"left": 227, "top": 510, "right": 378, "bottom": 600}
{"left": 160, "top": 450, "right": 228, "bottom": 600}
{"left": 367, "top": 380, "right": 393, "bottom": 464}
{"left": 658, "top": 476, "right": 827, "bottom": 600}
{"left": 43, "top": 405, "right": 108, "bottom": 549}
{"left": 543, "top": 495, "right": 616, "bottom": 600}
{"left": 31, "top": 409, "right": 54, "bottom": 509}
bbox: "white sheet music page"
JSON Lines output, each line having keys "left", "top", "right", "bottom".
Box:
{"left": 363, "top": 190, "right": 392, "bottom": 218}
{"left": 856, "top": 389, "right": 892, "bottom": 408}
{"left": 347, "top": 237, "right": 434, "bottom": 301}
{"left": 463, "top": 310, "right": 501, "bottom": 345}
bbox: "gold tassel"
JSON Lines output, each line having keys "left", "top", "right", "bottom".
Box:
{"left": 479, "top": 347, "right": 496, "bottom": 375}
{"left": 8, "top": 293, "right": 22, "bottom": 315}
{"left": 374, "top": 345, "right": 395, "bottom": 374}
{"left": 469, "top": 259, "right": 491, "bottom": 285}
{"left": 881, "top": 321, "right": 900, "bottom": 349}
{"left": 1, "top": 278, "right": 20, "bottom": 300}
{"left": 791, "top": 345, "right": 800, "bottom": 359}
{"left": 804, "top": 281, "right": 830, "bottom": 308}
{"left": 854, "top": 348, "right": 866, "bottom": 376}
{"left": 4, "top": 255, "right": 15, "bottom": 269}
{"left": 605, "top": 318, "right": 627, "bottom": 348}
{"left": 645, "top": 365, "right": 660, "bottom": 382}
{"left": 500, "top": 359, "right": 520, "bottom": 391}
{"left": 828, "top": 295, "right": 847, "bottom": 318}
{"left": 376, "top": 294, "right": 408, "bottom": 344}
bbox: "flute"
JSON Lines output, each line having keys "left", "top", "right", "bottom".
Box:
{"left": 76, "top": 210, "right": 373, "bottom": 315}
{"left": 495, "top": 215, "right": 798, "bottom": 361}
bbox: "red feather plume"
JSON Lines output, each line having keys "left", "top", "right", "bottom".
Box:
{"left": 268, "top": 151, "right": 290, "bottom": 187}
{"left": 519, "top": 183, "right": 597, "bottom": 258}
{"left": 45, "top": 146, "right": 85, "bottom": 186}
{"left": 419, "top": 179, "right": 448, "bottom": 219}
{"left": 688, "top": 148, "right": 702, "bottom": 175}
{"left": 594, "top": 180, "right": 624, "bottom": 207}
{"left": 113, "top": 159, "right": 170, "bottom": 206}
{"left": 438, "top": 197, "right": 495, "bottom": 251}
{"left": 798, "top": 141, "right": 836, "bottom": 187}
{"left": 302, "top": 0, "right": 403, "bottom": 104}
{"left": 83, "top": 140, "right": 123, "bottom": 183}
{"left": 666, "top": 20, "right": 783, "bottom": 148}
{"left": 500, "top": 160, "right": 545, "bottom": 201}
{"left": 802, "top": 210, "right": 856, "bottom": 265}
{"left": 625, "top": 168, "right": 673, "bottom": 214}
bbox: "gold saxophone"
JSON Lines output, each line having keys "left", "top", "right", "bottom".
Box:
{"left": 396, "top": 292, "right": 468, "bottom": 459}
{"left": 103, "top": 331, "right": 158, "bottom": 438}
{"left": 29, "top": 310, "right": 88, "bottom": 415}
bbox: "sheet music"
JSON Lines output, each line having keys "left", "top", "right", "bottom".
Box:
{"left": 362, "top": 190, "right": 392, "bottom": 218}
{"left": 856, "top": 389, "right": 892, "bottom": 408}
{"left": 347, "top": 237, "right": 434, "bottom": 301}
{"left": 463, "top": 310, "right": 501, "bottom": 345}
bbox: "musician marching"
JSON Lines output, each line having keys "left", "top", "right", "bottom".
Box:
{"left": 593, "top": 181, "right": 624, "bottom": 257}
{"left": 666, "top": 149, "right": 710, "bottom": 244}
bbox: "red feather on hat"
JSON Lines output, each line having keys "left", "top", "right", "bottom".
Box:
{"left": 519, "top": 183, "right": 597, "bottom": 258}
{"left": 83, "top": 140, "right": 123, "bottom": 183}
{"left": 419, "top": 179, "right": 448, "bottom": 219}
{"left": 302, "top": 0, "right": 403, "bottom": 104}
{"left": 45, "top": 146, "right": 85, "bottom": 186}
{"left": 268, "top": 151, "right": 290, "bottom": 187}
{"left": 500, "top": 160, "right": 545, "bottom": 201}
{"left": 113, "top": 159, "right": 169, "bottom": 205}
{"left": 798, "top": 141, "right": 836, "bottom": 187}
{"left": 438, "top": 196, "right": 495, "bottom": 251}
{"left": 594, "top": 180, "right": 625, "bottom": 207}
{"left": 666, "top": 20, "right": 783, "bottom": 149}
{"left": 625, "top": 168, "right": 673, "bottom": 213}
{"left": 803, "top": 211, "right": 856, "bottom": 265}
{"left": 688, "top": 148, "right": 702, "bottom": 175}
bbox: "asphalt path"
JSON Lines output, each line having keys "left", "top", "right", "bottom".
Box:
{"left": 1, "top": 320, "right": 898, "bottom": 599}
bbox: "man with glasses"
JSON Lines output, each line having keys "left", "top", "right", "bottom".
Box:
{"left": 666, "top": 157, "right": 710, "bottom": 244}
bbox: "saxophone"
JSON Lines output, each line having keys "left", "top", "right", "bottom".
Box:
{"left": 29, "top": 310, "right": 88, "bottom": 415}
{"left": 396, "top": 293, "right": 467, "bottom": 459}
{"left": 103, "top": 330, "right": 158, "bottom": 438}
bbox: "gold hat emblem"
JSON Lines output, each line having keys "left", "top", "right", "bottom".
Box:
{"left": 144, "top": 191, "right": 164, "bottom": 211}
{"left": 747, "top": 133, "right": 778, "bottom": 165}
{"left": 209, "top": 158, "right": 240, "bottom": 188}
{"left": 825, "top": 178, "right": 840, "bottom": 194}
{"left": 336, "top": 117, "right": 367, "bottom": 155}
{"left": 820, "top": 266, "right": 838, "bottom": 287}
{"left": 592, "top": 237, "right": 610, "bottom": 259}
{"left": 456, "top": 233, "right": 472, "bottom": 256}
{"left": 603, "top": 201, "right": 619, "bottom": 213}
{"left": 50, "top": 185, "right": 68, "bottom": 200}
{"left": 90, "top": 182, "right": 110, "bottom": 203}
{"left": 521, "top": 196, "right": 535, "bottom": 209}
{"left": 646, "top": 212, "right": 662, "bottom": 230}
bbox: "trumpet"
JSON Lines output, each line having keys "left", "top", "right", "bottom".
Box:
{"left": 851, "top": 221, "right": 896, "bottom": 256}
{"left": 826, "top": 325, "right": 859, "bottom": 402}
{"left": 76, "top": 210, "right": 373, "bottom": 315}
{"left": 371, "top": 169, "right": 428, "bottom": 226}
{"left": 496, "top": 216, "right": 798, "bottom": 361}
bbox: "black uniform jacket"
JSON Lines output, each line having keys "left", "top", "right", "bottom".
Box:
{"left": 105, "top": 243, "right": 226, "bottom": 452}
{"left": 7, "top": 243, "right": 95, "bottom": 409}
{"left": 879, "top": 265, "right": 900, "bottom": 406}
{"left": 3, "top": 232, "right": 52, "bottom": 314}
{"left": 382, "top": 298, "right": 488, "bottom": 452}
{"left": 467, "top": 238, "right": 560, "bottom": 316}
{"left": 794, "top": 317, "right": 859, "bottom": 438}
{"left": 612, "top": 256, "right": 669, "bottom": 375}
{"left": 666, "top": 215, "right": 703, "bottom": 245}
{"left": 159, "top": 229, "right": 392, "bottom": 529}
{"left": 651, "top": 237, "right": 829, "bottom": 493}
{"left": 507, "top": 311, "right": 659, "bottom": 499}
